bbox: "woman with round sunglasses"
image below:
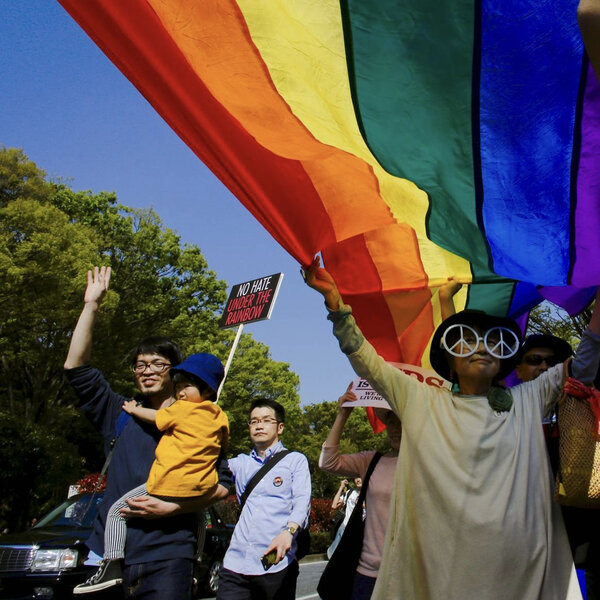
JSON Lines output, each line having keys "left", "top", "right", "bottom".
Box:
{"left": 303, "top": 256, "right": 600, "bottom": 600}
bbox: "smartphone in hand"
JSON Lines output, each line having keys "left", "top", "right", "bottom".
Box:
{"left": 261, "top": 549, "right": 277, "bottom": 571}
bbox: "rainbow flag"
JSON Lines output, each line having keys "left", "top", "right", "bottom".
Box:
{"left": 58, "top": 0, "right": 600, "bottom": 367}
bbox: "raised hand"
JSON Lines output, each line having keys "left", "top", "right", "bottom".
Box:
{"left": 438, "top": 277, "right": 462, "bottom": 301}
{"left": 439, "top": 276, "right": 463, "bottom": 321}
{"left": 338, "top": 381, "right": 357, "bottom": 413}
{"left": 84, "top": 266, "right": 111, "bottom": 306}
{"left": 64, "top": 266, "right": 112, "bottom": 369}
{"left": 302, "top": 256, "right": 341, "bottom": 310}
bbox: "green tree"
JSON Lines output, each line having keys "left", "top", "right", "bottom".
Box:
{"left": 0, "top": 408, "right": 85, "bottom": 531}
{"left": 0, "top": 147, "right": 301, "bottom": 530}
{"left": 0, "top": 147, "right": 48, "bottom": 207}
{"left": 527, "top": 300, "right": 595, "bottom": 352}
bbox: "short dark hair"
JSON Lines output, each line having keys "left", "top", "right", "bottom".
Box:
{"left": 171, "top": 371, "right": 216, "bottom": 401}
{"left": 129, "top": 336, "right": 183, "bottom": 368}
{"left": 249, "top": 398, "right": 285, "bottom": 423}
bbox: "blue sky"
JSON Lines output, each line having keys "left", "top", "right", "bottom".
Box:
{"left": 1, "top": 1, "right": 356, "bottom": 406}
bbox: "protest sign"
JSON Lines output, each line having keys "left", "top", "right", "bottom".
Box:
{"left": 345, "top": 362, "right": 451, "bottom": 408}
{"left": 219, "top": 273, "right": 283, "bottom": 329}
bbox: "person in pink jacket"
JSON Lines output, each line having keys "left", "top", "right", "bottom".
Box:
{"left": 319, "top": 383, "right": 401, "bottom": 599}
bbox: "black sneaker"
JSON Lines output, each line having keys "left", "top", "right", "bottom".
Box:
{"left": 73, "top": 559, "right": 123, "bottom": 594}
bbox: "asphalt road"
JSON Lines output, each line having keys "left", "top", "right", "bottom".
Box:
{"left": 295, "top": 558, "right": 327, "bottom": 599}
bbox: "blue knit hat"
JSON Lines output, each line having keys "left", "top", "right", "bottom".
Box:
{"left": 169, "top": 353, "right": 225, "bottom": 393}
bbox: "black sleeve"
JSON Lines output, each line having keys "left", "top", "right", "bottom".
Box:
{"left": 64, "top": 365, "right": 128, "bottom": 447}
{"left": 215, "top": 449, "right": 233, "bottom": 490}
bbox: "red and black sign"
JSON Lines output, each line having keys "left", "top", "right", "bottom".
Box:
{"left": 219, "top": 273, "right": 283, "bottom": 329}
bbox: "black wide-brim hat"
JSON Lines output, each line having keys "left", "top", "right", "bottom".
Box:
{"left": 429, "top": 310, "right": 523, "bottom": 382}
{"left": 515, "top": 334, "right": 572, "bottom": 363}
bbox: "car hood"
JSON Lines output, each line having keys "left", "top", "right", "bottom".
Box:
{"left": 0, "top": 527, "right": 91, "bottom": 549}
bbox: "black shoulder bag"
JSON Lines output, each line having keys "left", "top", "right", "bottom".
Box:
{"left": 317, "top": 452, "right": 383, "bottom": 600}
{"left": 239, "top": 450, "right": 311, "bottom": 560}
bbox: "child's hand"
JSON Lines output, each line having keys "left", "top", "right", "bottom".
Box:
{"left": 122, "top": 399, "right": 138, "bottom": 414}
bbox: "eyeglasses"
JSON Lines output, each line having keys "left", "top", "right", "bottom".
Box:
{"left": 248, "top": 417, "right": 279, "bottom": 427}
{"left": 132, "top": 361, "right": 171, "bottom": 374}
{"left": 441, "top": 324, "right": 520, "bottom": 359}
{"left": 522, "top": 354, "right": 560, "bottom": 367}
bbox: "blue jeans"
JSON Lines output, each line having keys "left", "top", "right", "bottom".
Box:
{"left": 123, "top": 558, "right": 194, "bottom": 600}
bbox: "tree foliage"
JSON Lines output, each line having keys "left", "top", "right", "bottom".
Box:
{"left": 0, "top": 147, "right": 302, "bottom": 530}
{"left": 527, "top": 300, "right": 594, "bottom": 352}
{"left": 0, "top": 147, "right": 399, "bottom": 533}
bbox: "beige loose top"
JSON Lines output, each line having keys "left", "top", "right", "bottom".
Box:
{"left": 334, "top": 307, "right": 581, "bottom": 600}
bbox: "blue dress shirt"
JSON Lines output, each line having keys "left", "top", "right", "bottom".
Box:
{"left": 223, "top": 441, "right": 311, "bottom": 575}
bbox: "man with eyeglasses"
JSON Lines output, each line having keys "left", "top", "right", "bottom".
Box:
{"left": 64, "top": 266, "right": 232, "bottom": 600}
{"left": 217, "top": 398, "right": 311, "bottom": 600}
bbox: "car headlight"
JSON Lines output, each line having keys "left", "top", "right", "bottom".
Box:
{"left": 31, "top": 549, "right": 78, "bottom": 571}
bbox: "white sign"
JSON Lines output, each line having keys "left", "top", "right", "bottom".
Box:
{"left": 344, "top": 362, "right": 451, "bottom": 408}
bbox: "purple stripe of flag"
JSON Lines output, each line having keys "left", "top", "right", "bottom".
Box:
{"left": 572, "top": 61, "right": 600, "bottom": 286}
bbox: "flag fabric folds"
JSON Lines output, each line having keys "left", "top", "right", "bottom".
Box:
{"left": 58, "top": 0, "right": 600, "bottom": 368}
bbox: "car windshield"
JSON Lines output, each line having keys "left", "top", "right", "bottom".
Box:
{"left": 33, "top": 494, "right": 103, "bottom": 529}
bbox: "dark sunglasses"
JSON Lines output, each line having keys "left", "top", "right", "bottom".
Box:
{"left": 522, "top": 354, "right": 560, "bottom": 367}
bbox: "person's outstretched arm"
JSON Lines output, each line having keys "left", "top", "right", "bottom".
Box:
{"left": 331, "top": 479, "right": 349, "bottom": 510}
{"left": 122, "top": 399, "right": 157, "bottom": 425}
{"left": 303, "top": 255, "right": 420, "bottom": 418}
{"left": 439, "top": 277, "right": 463, "bottom": 321}
{"left": 319, "top": 384, "right": 369, "bottom": 478}
{"left": 120, "top": 452, "right": 233, "bottom": 518}
{"left": 120, "top": 484, "right": 230, "bottom": 519}
{"left": 303, "top": 256, "right": 342, "bottom": 310}
{"left": 324, "top": 382, "right": 355, "bottom": 448}
{"left": 579, "top": 0, "right": 600, "bottom": 82}
{"left": 588, "top": 287, "right": 600, "bottom": 336}
{"left": 572, "top": 288, "right": 600, "bottom": 384}
{"left": 64, "top": 266, "right": 111, "bottom": 369}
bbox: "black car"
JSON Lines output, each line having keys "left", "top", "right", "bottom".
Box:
{"left": 0, "top": 492, "right": 234, "bottom": 599}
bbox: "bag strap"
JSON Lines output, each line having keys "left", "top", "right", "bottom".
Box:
{"left": 327, "top": 452, "right": 383, "bottom": 556}
{"left": 240, "top": 450, "right": 292, "bottom": 509}
{"left": 115, "top": 410, "right": 132, "bottom": 437}
{"left": 79, "top": 409, "right": 131, "bottom": 523}
{"left": 354, "top": 452, "right": 383, "bottom": 509}
{"left": 98, "top": 410, "right": 132, "bottom": 481}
